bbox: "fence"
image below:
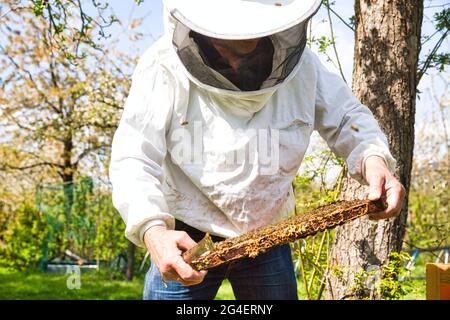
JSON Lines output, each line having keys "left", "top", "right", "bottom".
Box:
{"left": 35, "top": 176, "right": 128, "bottom": 271}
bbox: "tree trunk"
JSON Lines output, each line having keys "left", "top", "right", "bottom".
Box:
{"left": 62, "top": 138, "right": 75, "bottom": 218}
{"left": 126, "top": 241, "right": 136, "bottom": 281}
{"left": 326, "top": 0, "right": 423, "bottom": 299}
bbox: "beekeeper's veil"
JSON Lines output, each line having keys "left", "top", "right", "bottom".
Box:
{"left": 164, "top": 0, "right": 322, "bottom": 92}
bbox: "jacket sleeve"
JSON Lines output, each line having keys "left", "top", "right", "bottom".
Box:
{"left": 109, "top": 59, "right": 175, "bottom": 248}
{"left": 311, "top": 51, "right": 396, "bottom": 184}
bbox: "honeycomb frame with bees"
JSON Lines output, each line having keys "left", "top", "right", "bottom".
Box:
{"left": 188, "top": 199, "right": 386, "bottom": 271}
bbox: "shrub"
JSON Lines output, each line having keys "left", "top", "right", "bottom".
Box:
{"left": 0, "top": 203, "right": 47, "bottom": 270}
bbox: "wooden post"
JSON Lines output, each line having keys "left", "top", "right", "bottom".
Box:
{"left": 426, "top": 263, "right": 450, "bottom": 300}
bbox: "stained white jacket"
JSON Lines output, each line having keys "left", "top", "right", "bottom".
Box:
{"left": 109, "top": 34, "right": 396, "bottom": 248}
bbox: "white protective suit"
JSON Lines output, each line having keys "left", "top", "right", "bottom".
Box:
{"left": 109, "top": 0, "right": 396, "bottom": 247}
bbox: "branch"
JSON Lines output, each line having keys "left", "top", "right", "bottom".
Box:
{"left": 324, "top": 2, "right": 355, "bottom": 32}
{"left": 418, "top": 29, "right": 449, "bottom": 83}
{"left": 73, "top": 144, "right": 109, "bottom": 167}
{"left": 0, "top": 45, "right": 62, "bottom": 115}
{"left": 325, "top": 1, "right": 348, "bottom": 83}
{"left": 0, "top": 161, "right": 62, "bottom": 172}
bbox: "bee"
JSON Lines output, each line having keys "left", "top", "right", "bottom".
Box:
{"left": 351, "top": 124, "right": 360, "bottom": 132}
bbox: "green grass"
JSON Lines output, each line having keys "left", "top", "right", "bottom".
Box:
{"left": 0, "top": 267, "right": 237, "bottom": 300}
{"left": 0, "top": 267, "right": 144, "bottom": 300}
{"left": 217, "top": 273, "right": 427, "bottom": 300}
{"left": 402, "top": 263, "right": 426, "bottom": 300}
{"left": 403, "top": 279, "right": 426, "bottom": 300}
{"left": 0, "top": 267, "right": 425, "bottom": 300}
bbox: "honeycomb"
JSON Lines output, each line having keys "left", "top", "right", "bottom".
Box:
{"left": 189, "top": 199, "right": 386, "bottom": 270}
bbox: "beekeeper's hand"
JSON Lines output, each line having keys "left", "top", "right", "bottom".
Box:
{"left": 364, "top": 155, "right": 406, "bottom": 221}
{"left": 144, "top": 225, "right": 207, "bottom": 286}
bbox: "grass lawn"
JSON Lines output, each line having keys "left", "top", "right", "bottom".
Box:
{"left": 0, "top": 267, "right": 236, "bottom": 300}
{"left": 0, "top": 267, "right": 144, "bottom": 300}
{"left": 0, "top": 267, "right": 424, "bottom": 300}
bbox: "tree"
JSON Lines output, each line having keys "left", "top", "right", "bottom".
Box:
{"left": 126, "top": 241, "right": 136, "bottom": 281}
{"left": 0, "top": 1, "right": 149, "bottom": 274}
{"left": 0, "top": 8, "right": 132, "bottom": 213}
{"left": 327, "top": 0, "right": 424, "bottom": 299}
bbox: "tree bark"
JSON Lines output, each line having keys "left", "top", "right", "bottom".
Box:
{"left": 62, "top": 138, "right": 75, "bottom": 218}
{"left": 326, "top": 0, "right": 423, "bottom": 299}
{"left": 126, "top": 241, "right": 136, "bottom": 281}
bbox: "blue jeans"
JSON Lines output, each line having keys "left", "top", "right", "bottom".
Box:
{"left": 143, "top": 220, "right": 298, "bottom": 300}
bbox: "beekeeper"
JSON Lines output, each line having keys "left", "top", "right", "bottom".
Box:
{"left": 110, "top": 0, "right": 405, "bottom": 300}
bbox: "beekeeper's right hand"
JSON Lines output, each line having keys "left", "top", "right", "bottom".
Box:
{"left": 144, "top": 225, "right": 208, "bottom": 286}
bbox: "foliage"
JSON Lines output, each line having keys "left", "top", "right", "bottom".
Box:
{"left": 291, "top": 141, "right": 448, "bottom": 300}
{"left": 418, "top": 7, "right": 450, "bottom": 79}
{"left": 378, "top": 252, "right": 413, "bottom": 300}
{"left": 309, "top": 36, "right": 335, "bottom": 56}
{"left": 340, "top": 252, "right": 412, "bottom": 300}
{"left": 36, "top": 177, "right": 129, "bottom": 263}
{"left": 406, "top": 189, "right": 450, "bottom": 250}
{"left": 0, "top": 4, "right": 139, "bottom": 275}
{"left": 293, "top": 147, "right": 345, "bottom": 212}
{"left": 406, "top": 79, "right": 449, "bottom": 251}
{"left": 0, "top": 203, "right": 48, "bottom": 270}
{"left": 291, "top": 146, "right": 344, "bottom": 300}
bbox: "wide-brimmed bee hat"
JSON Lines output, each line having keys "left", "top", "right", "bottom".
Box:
{"left": 164, "top": 0, "right": 322, "bottom": 92}
{"left": 164, "top": 0, "right": 322, "bottom": 39}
